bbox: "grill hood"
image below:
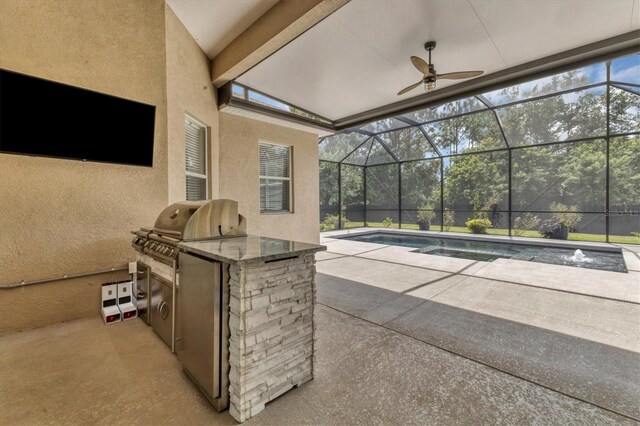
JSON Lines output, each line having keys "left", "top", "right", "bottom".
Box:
{"left": 153, "top": 199, "right": 246, "bottom": 241}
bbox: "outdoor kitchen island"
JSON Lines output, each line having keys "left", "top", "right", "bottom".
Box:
{"left": 178, "top": 235, "right": 325, "bottom": 423}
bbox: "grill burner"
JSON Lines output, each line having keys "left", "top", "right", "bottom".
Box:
{"left": 132, "top": 228, "right": 181, "bottom": 264}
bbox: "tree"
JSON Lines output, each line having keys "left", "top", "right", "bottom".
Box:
{"left": 319, "top": 162, "right": 338, "bottom": 218}
{"left": 444, "top": 150, "right": 508, "bottom": 216}
{"left": 401, "top": 160, "right": 440, "bottom": 210}
{"left": 425, "top": 111, "right": 504, "bottom": 154}
{"left": 319, "top": 133, "right": 368, "bottom": 162}
{"left": 610, "top": 87, "right": 640, "bottom": 134}
{"left": 610, "top": 136, "right": 640, "bottom": 211}
{"left": 557, "top": 141, "right": 606, "bottom": 210}
{"left": 378, "top": 127, "right": 435, "bottom": 160}
{"left": 341, "top": 164, "right": 365, "bottom": 212}
{"left": 366, "top": 164, "right": 398, "bottom": 209}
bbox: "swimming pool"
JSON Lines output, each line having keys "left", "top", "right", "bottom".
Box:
{"left": 336, "top": 232, "right": 627, "bottom": 273}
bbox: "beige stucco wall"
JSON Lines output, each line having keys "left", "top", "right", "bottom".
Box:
{"left": 219, "top": 113, "right": 320, "bottom": 244}
{"left": 0, "top": 0, "right": 169, "bottom": 333}
{"left": 165, "top": 6, "right": 220, "bottom": 203}
{"left": 0, "top": 271, "right": 130, "bottom": 335}
{"left": 0, "top": 1, "right": 321, "bottom": 335}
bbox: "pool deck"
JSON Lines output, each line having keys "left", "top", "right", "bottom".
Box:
{"left": 317, "top": 228, "right": 640, "bottom": 420}
{"left": 321, "top": 228, "right": 640, "bottom": 303}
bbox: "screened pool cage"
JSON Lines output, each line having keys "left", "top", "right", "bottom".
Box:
{"left": 319, "top": 53, "right": 640, "bottom": 244}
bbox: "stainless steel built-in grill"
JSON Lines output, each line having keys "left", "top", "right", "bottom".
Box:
{"left": 131, "top": 199, "right": 246, "bottom": 351}
{"left": 131, "top": 199, "right": 246, "bottom": 413}
{"left": 131, "top": 199, "right": 247, "bottom": 413}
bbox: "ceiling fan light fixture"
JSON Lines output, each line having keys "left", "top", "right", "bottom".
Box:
{"left": 425, "top": 80, "right": 436, "bottom": 93}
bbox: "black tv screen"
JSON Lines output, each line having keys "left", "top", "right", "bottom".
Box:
{"left": 0, "top": 69, "right": 155, "bottom": 167}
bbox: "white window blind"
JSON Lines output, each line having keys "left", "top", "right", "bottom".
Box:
{"left": 259, "top": 142, "right": 292, "bottom": 213}
{"left": 185, "top": 116, "right": 207, "bottom": 201}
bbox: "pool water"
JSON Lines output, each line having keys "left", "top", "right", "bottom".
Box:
{"left": 336, "top": 232, "right": 627, "bottom": 273}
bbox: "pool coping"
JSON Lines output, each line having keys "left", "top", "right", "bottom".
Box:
{"left": 322, "top": 228, "right": 630, "bottom": 253}
{"left": 327, "top": 228, "right": 628, "bottom": 273}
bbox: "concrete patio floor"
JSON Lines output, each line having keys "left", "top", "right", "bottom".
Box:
{"left": 1, "top": 231, "right": 638, "bottom": 425}
{"left": 316, "top": 229, "right": 640, "bottom": 422}
{"left": 0, "top": 306, "right": 636, "bottom": 425}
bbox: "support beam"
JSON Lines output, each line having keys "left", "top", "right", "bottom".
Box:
{"left": 211, "top": 0, "right": 349, "bottom": 87}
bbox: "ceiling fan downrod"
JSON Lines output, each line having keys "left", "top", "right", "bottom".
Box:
{"left": 424, "top": 41, "right": 436, "bottom": 65}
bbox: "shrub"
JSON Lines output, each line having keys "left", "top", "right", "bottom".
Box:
{"left": 416, "top": 208, "right": 435, "bottom": 225}
{"left": 539, "top": 221, "right": 568, "bottom": 239}
{"left": 382, "top": 217, "right": 393, "bottom": 228}
{"left": 513, "top": 213, "right": 540, "bottom": 236}
{"left": 465, "top": 218, "right": 492, "bottom": 234}
{"left": 321, "top": 214, "right": 339, "bottom": 230}
{"left": 443, "top": 209, "right": 455, "bottom": 231}
{"left": 538, "top": 203, "right": 582, "bottom": 239}
{"left": 550, "top": 202, "right": 582, "bottom": 229}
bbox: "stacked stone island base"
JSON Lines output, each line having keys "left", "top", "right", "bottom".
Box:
{"left": 178, "top": 236, "right": 325, "bottom": 423}
{"left": 228, "top": 253, "right": 316, "bottom": 422}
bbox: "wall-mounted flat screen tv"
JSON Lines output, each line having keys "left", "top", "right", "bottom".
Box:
{"left": 0, "top": 69, "right": 155, "bottom": 167}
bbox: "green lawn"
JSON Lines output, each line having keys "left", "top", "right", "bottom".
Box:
{"left": 323, "top": 221, "right": 640, "bottom": 245}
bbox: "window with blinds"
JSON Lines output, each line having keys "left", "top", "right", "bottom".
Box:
{"left": 259, "top": 142, "right": 292, "bottom": 213}
{"left": 185, "top": 116, "right": 207, "bottom": 201}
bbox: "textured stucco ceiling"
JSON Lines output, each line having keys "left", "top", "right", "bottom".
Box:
{"left": 165, "top": 0, "right": 278, "bottom": 58}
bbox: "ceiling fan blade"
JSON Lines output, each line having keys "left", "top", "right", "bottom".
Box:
{"left": 397, "top": 80, "right": 423, "bottom": 96}
{"left": 436, "top": 71, "right": 484, "bottom": 80}
{"left": 410, "top": 56, "right": 431, "bottom": 75}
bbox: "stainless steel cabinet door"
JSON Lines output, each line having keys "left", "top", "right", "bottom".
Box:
{"left": 177, "top": 253, "right": 221, "bottom": 402}
{"left": 135, "top": 262, "right": 150, "bottom": 324}
{"left": 150, "top": 273, "right": 174, "bottom": 349}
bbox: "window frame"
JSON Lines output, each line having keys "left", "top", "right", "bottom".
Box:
{"left": 259, "top": 141, "right": 293, "bottom": 214}
{"left": 184, "top": 114, "right": 208, "bottom": 201}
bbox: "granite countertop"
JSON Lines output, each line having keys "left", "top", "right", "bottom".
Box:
{"left": 178, "top": 235, "right": 326, "bottom": 265}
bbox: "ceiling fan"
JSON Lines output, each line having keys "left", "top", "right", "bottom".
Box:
{"left": 397, "top": 41, "right": 484, "bottom": 96}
